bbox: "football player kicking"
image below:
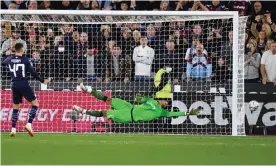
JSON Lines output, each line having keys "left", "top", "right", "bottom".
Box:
{"left": 2, "top": 43, "right": 49, "bottom": 137}
{"left": 73, "top": 83, "right": 200, "bottom": 123}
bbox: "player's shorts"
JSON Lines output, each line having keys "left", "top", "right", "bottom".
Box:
{"left": 12, "top": 83, "right": 36, "bottom": 104}
{"left": 106, "top": 98, "right": 133, "bottom": 123}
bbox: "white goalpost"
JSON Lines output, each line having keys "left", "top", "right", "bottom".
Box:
{"left": 0, "top": 10, "right": 247, "bottom": 136}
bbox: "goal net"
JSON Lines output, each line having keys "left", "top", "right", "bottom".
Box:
{"left": 0, "top": 10, "right": 247, "bottom": 135}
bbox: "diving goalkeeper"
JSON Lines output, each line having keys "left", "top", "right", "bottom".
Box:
{"left": 73, "top": 83, "right": 200, "bottom": 123}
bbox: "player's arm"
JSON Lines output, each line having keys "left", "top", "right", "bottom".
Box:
{"left": 25, "top": 60, "right": 48, "bottom": 84}
{"left": 1, "top": 56, "right": 11, "bottom": 66}
{"left": 166, "top": 107, "right": 201, "bottom": 116}
{"left": 135, "top": 94, "right": 153, "bottom": 103}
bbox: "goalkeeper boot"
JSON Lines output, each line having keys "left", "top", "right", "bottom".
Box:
{"left": 10, "top": 128, "right": 16, "bottom": 137}
{"left": 24, "top": 123, "right": 34, "bottom": 137}
{"left": 79, "top": 83, "right": 89, "bottom": 93}
{"left": 73, "top": 105, "right": 86, "bottom": 114}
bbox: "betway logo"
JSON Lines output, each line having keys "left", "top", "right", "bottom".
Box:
{"left": 172, "top": 96, "right": 276, "bottom": 126}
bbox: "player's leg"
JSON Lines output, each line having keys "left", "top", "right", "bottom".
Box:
{"left": 10, "top": 86, "right": 23, "bottom": 137}
{"left": 79, "top": 83, "right": 133, "bottom": 109}
{"left": 73, "top": 106, "right": 132, "bottom": 123}
{"left": 73, "top": 105, "right": 104, "bottom": 117}
{"left": 79, "top": 83, "right": 111, "bottom": 104}
{"left": 23, "top": 85, "right": 38, "bottom": 137}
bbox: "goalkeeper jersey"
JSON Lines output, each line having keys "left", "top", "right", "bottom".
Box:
{"left": 132, "top": 98, "right": 166, "bottom": 122}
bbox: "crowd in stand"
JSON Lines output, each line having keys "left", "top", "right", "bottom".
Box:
{"left": 1, "top": 0, "right": 276, "bottom": 85}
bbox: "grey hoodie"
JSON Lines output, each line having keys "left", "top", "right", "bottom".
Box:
{"left": 244, "top": 53, "right": 261, "bottom": 79}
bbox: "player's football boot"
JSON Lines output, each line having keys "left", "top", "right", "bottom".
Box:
{"left": 73, "top": 105, "right": 85, "bottom": 114}
{"left": 10, "top": 128, "right": 16, "bottom": 137}
{"left": 79, "top": 83, "right": 88, "bottom": 93}
{"left": 24, "top": 123, "right": 34, "bottom": 137}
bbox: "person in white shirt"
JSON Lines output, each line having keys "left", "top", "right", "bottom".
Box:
{"left": 260, "top": 42, "right": 276, "bottom": 86}
{"left": 133, "top": 37, "right": 155, "bottom": 81}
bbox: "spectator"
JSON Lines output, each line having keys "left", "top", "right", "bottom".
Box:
{"left": 155, "top": 41, "right": 183, "bottom": 83}
{"left": 60, "top": 0, "right": 75, "bottom": 10}
{"left": 170, "top": 28, "right": 188, "bottom": 52}
{"left": 26, "top": 31, "right": 38, "bottom": 57}
{"left": 8, "top": 2, "right": 16, "bottom": 9}
{"left": 191, "top": 24, "right": 203, "bottom": 37}
{"left": 38, "top": 0, "right": 52, "bottom": 9}
{"left": 28, "top": 0, "right": 38, "bottom": 10}
{"left": 256, "top": 31, "right": 267, "bottom": 55}
{"left": 185, "top": 35, "right": 207, "bottom": 60}
{"left": 146, "top": 24, "right": 162, "bottom": 51}
{"left": 98, "top": 0, "right": 116, "bottom": 10}
{"left": 0, "top": 25, "right": 6, "bottom": 45}
{"left": 251, "top": 15, "right": 272, "bottom": 40}
{"left": 212, "top": 56, "right": 231, "bottom": 82}
{"left": 128, "top": 0, "right": 143, "bottom": 10}
{"left": 186, "top": 43, "right": 212, "bottom": 81}
{"left": 244, "top": 40, "right": 261, "bottom": 83}
{"left": 206, "top": 22, "right": 223, "bottom": 54}
{"left": 2, "top": 0, "right": 27, "bottom": 9}
{"left": 251, "top": 1, "right": 265, "bottom": 18}
{"left": 191, "top": 0, "right": 208, "bottom": 11}
{"left": 221, "top": 31, "right": 233, "bottom": 58}
{"left": 225, "top": 0, "right": 250, "bottom": 16}
{"left": 260, "top": 42, "right": 276, "bottom": 86}
{"left": 106, "top": 43, "right": 131, "bottom": 83}
{"left": 62, "top": 24, "right": 74, "bottom": 50}
{"left": 83, "top": 45, "right": 104, "bottom": 81}
{"left": 77, "top": 0, "right": 91, "bottom": 10}
{"left": 159, "top": 1, "right": 171, "bottom": 11}
{"left": 265, "top": 39, "right": 274, "bottom": 51}
{"left": 38, "top": 33, "right": 48, "bottom": 52}
{"left": 65, "top": 30, "right": 79, "bottom": 54}
{"left": 31, "top": 50, "right": 41, "bottom": 73}
{"left": 77, "top": 32, "right": 89, "bottom": 56}
{"left": 133, "top": 37, "right": 155, "bottom": 81}
{"left": 119, "top": 1, "right": 129, "bottom": 10}
{"left": 145, "top": 1, "right": 160, "bottom": 10}
{"left": 91, "top": 0, "right": 100, "bottom": 10}
{"left": 3, "top": 38, "right": 16, "bottom": 56}
{"left": 173, "top": 0, "right": 192, "bottom": 11}
{"left": 133, "top": 30, "right": 141, "bottom": 46}
{"left": 46, "top": 28, "right": 55, "bottom": 49}
{"left": 205, "top": 0, "right": 225, "bottom": 11}
{"left": 119, "top": 27, "right": 134, "bottom": 82}
{"left": 1, "top": 29, "right": 27, "bottom": 55}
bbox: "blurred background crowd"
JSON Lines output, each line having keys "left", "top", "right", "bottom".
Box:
{"left": 1, "top": 0, "right": 276, "bottom": 85}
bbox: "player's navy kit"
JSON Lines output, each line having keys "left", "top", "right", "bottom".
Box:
{"left": 2, "top": 55, "right": 43, "bottom": 104}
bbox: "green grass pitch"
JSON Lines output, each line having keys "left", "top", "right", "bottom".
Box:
{"left": 1, "top": 133, "right": 276, "bottom": 165}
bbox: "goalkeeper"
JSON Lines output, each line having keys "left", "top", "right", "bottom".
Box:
{"left": 73, "top": 83, "right": 200, "bottom": 123}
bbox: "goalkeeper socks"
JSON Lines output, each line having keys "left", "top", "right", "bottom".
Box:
{"left": 11, "top": 109, "right": 19, "bottom": 128}
{"left": 28, "top": 106, "right": 38, "bottom": 123}
{"left": 85, "top": 110, "right": 103, "bottom": 117}
{"left": 90, "top": 91, "right": 108, "bottom": 102}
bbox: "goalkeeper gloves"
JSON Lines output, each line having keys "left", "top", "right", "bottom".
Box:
{"left": 186, "top": 107, "right": 202, "bottom": 116}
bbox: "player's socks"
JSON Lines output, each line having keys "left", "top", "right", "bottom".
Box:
{"left": 89, "top": 91, "right": 108, "bottom": 102}
{"left": 85, "top": 110, "right": 103, "bottom": 117}
{"left": 28, "top": 106, "right": 38, "bottom": 123}
{"left": 12, "top": 109, "right": 19, "bottom": 128}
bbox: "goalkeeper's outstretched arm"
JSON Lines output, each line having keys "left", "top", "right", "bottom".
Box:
{"left": 163, "top": 108, "right": 201, "bottom": 118}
